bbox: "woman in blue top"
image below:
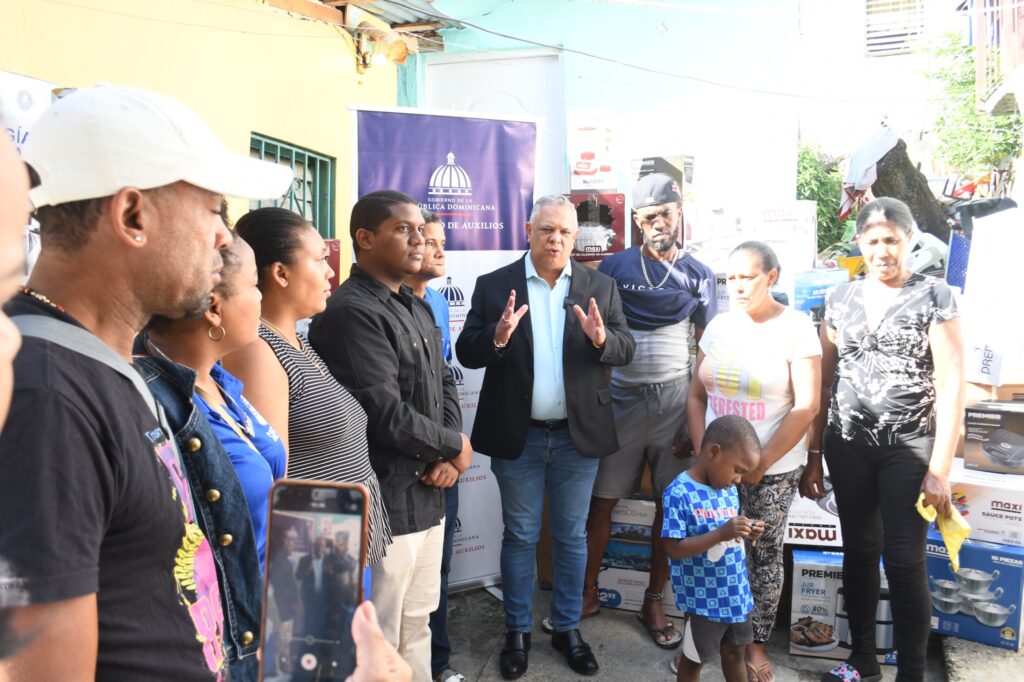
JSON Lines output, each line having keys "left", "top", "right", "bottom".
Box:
{"left": 144, "top": 235, "right": 286, "bottom": 568}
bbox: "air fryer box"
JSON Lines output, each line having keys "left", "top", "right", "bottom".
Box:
{"left": 789, "top": 550, "right": 896, "bottom": 665}
{"left": 948, "top": 458, "right": 1024, "bottom": 547}
{"left": 965, "top": 401, "right": 1024, "bottom": 474}
{"left": 925, "top": 530, "right": 1024, "bottom": 651}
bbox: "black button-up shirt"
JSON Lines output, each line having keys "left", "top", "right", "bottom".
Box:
{"left": 309, "top": 265, "right": 462, "bottom": 536}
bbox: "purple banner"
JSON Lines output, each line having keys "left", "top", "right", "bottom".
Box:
{"left": 357, "top": 110, "right": 536, "bottom": 251}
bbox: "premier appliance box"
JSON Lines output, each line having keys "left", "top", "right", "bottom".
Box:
{"left": 948, "top": 458, "right": 1024, "bottom": 547}
{"left": 785, "top": 477, "right": 842, "bottom": 547}
{"left": 965, "top": 401, "right": 1024, "bottom": 474}
{"left": 925, "top": 530, "right": 1024, "bottom": 651}
{"left": 789, "top": 550, "right": 896, "bottom": 665}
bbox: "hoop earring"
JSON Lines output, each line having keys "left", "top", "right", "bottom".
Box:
{"left": 208, "top": 325, "right": 227, "bottom": 342}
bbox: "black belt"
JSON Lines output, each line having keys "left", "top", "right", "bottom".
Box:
{"left": 530, "top": 418, "right": 569, "bottom": 430}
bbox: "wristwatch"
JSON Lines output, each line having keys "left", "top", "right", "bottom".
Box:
{"left": 493, "top": 338, "right": 508, "bottom": 349}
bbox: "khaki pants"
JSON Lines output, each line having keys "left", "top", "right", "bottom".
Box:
{"left": 370, "top": 520, "right": 445, "bottom": 682}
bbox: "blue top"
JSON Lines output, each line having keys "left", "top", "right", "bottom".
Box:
{"left": 424, "top": 285, "right": 452, "bottom": 362}
{"left": 524, "top": 253, "right": 571, "bottom": 420}
{"left": 194, "top": 363, "right": 287, "bottom": 570}
{"left": 662, "top": 472, "right": 752, "bottom": 623}
{"left": 599, "top": 247, "right": 717, "bottom": 331}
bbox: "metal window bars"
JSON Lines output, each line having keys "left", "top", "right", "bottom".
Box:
{"left": 249, "top": 133, "right": 336, "bottom": 238}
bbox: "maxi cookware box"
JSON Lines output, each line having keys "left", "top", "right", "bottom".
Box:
{"left": 926, "top": 529, "right": 1024, "bottom": 650}
{"left": 785, "top": 465, "right": 842, "bottom": 548}
{"left": 790, "top": 550, "right": 897, "bottom": 665}
{"left": 965, "top": 400, "right": 1024, "bottom": 474}
{"left": 947, "top": 458, "right": 1024, "bottom": 548}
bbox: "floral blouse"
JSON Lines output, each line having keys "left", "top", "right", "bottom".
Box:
{"left": 824, "top": 274, "right": 958, "bottom": 446}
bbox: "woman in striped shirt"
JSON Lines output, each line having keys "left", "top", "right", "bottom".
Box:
{"left": 224, "top": 207, "right": 392, "bottom": 566}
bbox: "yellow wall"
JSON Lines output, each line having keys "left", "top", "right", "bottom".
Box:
{"left": 0, "top": 0, "right": 398, "bottom": 265}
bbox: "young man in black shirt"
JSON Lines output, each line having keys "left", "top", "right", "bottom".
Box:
{"left": 0, "top": 85, "right": 291, "bottom": 681}
{"left": 309, "top": 190, "right": 473, "bottom": 681}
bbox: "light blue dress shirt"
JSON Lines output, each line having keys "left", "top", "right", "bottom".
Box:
{"left": 524, "top": 254, "right": 572, "bottom": 420}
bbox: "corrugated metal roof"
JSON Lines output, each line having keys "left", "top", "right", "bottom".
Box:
{"left": 342, "top": 0, "right": 463, "bottom": 30}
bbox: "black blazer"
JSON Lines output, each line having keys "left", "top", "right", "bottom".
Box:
{"left": 456, "top": 256, "right": 635, "bottom": 460}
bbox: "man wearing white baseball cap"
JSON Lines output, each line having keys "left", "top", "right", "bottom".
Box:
{"left": 0, "top": 84, "right": 291, "bottom": 681}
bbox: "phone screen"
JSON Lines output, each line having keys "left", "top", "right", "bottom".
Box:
{"left": 261, "top": 481, "right": 368, "bottom": 681}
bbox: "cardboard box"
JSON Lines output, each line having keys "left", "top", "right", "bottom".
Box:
{"left": 958, "top": 385, "right": 1024, "bottom": 457}
{"left": 597, "top": 497, "right": 687, "bottom": 614}
{"left": 926, "top": 530, "right": 1024, "bottom": 651}
{"left": 947, "top": 459, "right": 1024, "bottom": 547}
{"left": 789, "top": 550, "right": 896, "bottom": 665}
{"left": 785, "top": 477, "right": 842, "bottom": 547}
{"left": 610, "top": 497, "right": 656, "bottom": 527}
{"left": 965, "top": 401, "right": 1024, "bottom": 474}
{"left": 793, "top": 269, "right": 849, "bottom": 325}
{"left": 596, "top": 567, "right": 684, "bottom": 618}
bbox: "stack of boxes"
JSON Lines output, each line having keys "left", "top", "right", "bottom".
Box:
{"left": 784, "top": 379, "right": 1024, "bottom": 658}
{"left": 925, "top": 380, "right": 1024, "bottom": 652}
{"left": 594, "top": 497, "right": 684, "bottom": 617}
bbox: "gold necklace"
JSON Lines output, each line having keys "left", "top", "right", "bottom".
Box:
{"left": 260, "top": 316, "right": 297, "bottom": 344}
{"left": 260, "top": 317, "right": 330, "bottom": 382}
{"left": 20, "top": 287, "right": 66, "bottom": 313}
{"left": 194, "top": 383, "right": 258, "bottom": 448}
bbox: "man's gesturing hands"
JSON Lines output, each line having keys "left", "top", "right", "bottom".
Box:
{"left": 573, "top": 297, "right": 606, "bottom": 349}
{"left": 493, "top": 290, "right": 529, "bottom": 347}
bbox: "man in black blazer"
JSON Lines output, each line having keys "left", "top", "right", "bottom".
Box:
{"left": 456, "top": 195, "right": 635, "bottom": 679}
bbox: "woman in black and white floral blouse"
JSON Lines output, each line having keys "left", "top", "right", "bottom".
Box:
{"left": 806, "top": 198, "right": 964, "bottom": 682}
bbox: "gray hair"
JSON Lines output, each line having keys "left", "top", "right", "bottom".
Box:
{"left": 421, "top": 208, "right": 441, "bottom": 225}
{"left": 529, "top": 194, "right": 578, "bottom": 228}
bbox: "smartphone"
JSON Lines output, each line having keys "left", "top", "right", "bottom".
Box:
{"left": 260, "top": 480, "right": 369, "bottom": 681}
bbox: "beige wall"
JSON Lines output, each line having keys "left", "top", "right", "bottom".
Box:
{"left": 1, "top": 0, "right": 399, "bottom": 265}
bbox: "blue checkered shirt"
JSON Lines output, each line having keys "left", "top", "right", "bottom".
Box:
{"left": 661, "top": 472, "right": 752, "bottom": 623}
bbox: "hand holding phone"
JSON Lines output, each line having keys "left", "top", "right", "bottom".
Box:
{"left": 261, "top": 480, "right": 370, "bottom": 681}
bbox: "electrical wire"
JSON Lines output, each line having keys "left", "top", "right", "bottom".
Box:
{"left": 379, "top": 0, "right": 956, "bottom": 102}
{"left": 409, "top": 22, "right": 947, "bottom": 104}
{"left": 584, "top": 0, "right": 784, "bottom": 16}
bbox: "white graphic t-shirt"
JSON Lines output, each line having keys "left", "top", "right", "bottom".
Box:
{"left": 697, "top": 307, "right": 822, "bottom": 475}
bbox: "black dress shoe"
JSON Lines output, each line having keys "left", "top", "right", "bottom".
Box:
{"left": 551, "top": 628, "right": 599, "bottom": 676}
{"left": 499, "top": 631, "right": 530, "bottom": 680}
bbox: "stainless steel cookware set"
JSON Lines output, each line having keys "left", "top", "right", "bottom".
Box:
{"left": 931, "top": 564, "right": 1016, "bottom": 628}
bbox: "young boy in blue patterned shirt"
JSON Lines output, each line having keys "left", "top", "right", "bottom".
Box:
{"left": 662, "top": 415, "right": 765, "bottom": 682}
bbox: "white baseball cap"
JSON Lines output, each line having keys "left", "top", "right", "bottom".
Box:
{"left": 24, "top": 84, "right": 294, "bottom": 208}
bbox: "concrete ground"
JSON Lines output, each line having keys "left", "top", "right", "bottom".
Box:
{"left": 942, "top": 637, "right": 1021, "bottom": 682}
{"left": 445, "top": 586, "right": 954, "bottom": 681}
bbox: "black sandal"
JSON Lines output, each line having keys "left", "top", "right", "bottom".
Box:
{"left": 636, "top": 591, "right": 682, "bottom": 649}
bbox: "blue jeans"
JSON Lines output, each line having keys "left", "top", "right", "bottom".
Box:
{"left": 490, "top": 427, "right": 600, "bottom": 633}
{"left": 430, "top": 484, "right": 459, "bottom": 676}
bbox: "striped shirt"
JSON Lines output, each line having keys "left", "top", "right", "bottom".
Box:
{"left": 259, "top": 323, "right": 392, "bottom": 565}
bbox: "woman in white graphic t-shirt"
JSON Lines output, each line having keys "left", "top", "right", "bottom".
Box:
{"left": 684, "top": 241, "right": 822, "bottom": 682}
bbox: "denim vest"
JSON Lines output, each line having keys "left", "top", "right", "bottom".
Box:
{"left": 133, "top": 346, "right": 262, "bottom": 679}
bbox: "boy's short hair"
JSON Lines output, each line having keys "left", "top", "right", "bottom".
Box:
{"left": 701, "top": 415, "right": 760, "bottom": 455}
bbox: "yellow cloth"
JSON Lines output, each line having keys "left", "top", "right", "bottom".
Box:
{"left": 916, "top": 493, "right": 971, "bottom": 572}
